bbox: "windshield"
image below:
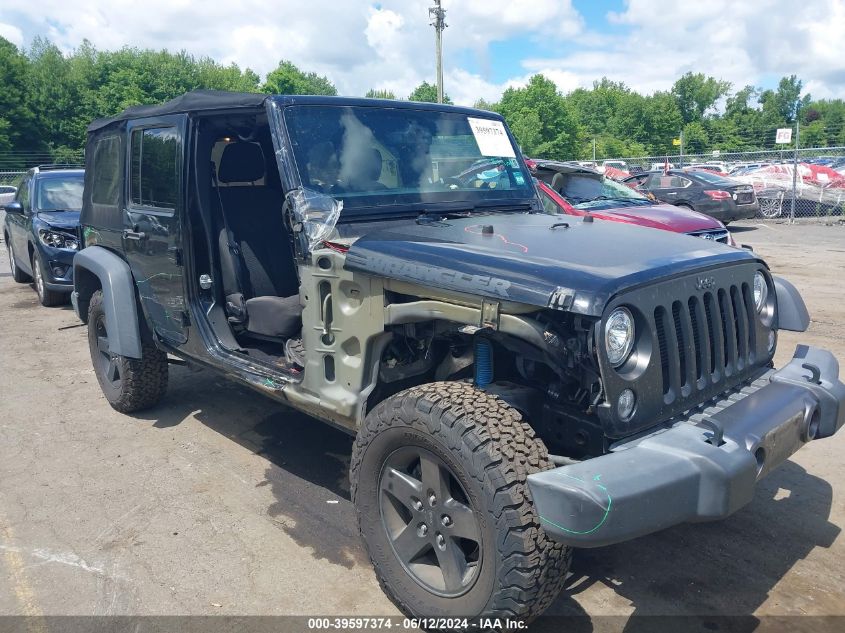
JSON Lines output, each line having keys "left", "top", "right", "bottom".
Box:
{"left": 36, "top": 174, "right": 84, "bottom": 211}
{"left": 690, "top": 171, "right": 737, "bottom": 185}
{"left": 282, "top": 105, "right": 533, "bottom": 213}
{"left": 553, "top": 173, "right": 649, "bottom": 209}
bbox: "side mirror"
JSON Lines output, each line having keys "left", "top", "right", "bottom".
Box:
{"left": 3, "top": 201, "right": 23, "bottom": 215}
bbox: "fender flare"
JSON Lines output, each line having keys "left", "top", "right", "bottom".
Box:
{"left": 773, "top": 275, "right": 810, "bottom": 332}
{"left": 72, "top": 246, "right": 143, "bottom": 359}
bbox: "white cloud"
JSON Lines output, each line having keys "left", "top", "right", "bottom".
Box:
{"left": 0, "top": 22, "right": 24, "bottom": 47}
{"left": 527, "top": 0, "right": 845, "bottom": 99}
{"left": 1, "top": 0, "right": 844, "bottom": 106}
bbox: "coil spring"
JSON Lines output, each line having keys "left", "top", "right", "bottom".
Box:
{"left": 474, "top": 338, "right": 493, "bottom": 387}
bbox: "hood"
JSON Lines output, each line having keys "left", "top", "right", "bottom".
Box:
{"left": 36, "top": 210, "right": 81, "bottom": 229}
{"left": 593, "top": 203, "right": 722, "bottom": 233}
{"left": 344, "top": 213, "right": 756, "bottom": 316}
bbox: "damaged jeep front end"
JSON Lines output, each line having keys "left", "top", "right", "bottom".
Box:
{"left": 529, "top": 345, "right": 845, "bottom": 547}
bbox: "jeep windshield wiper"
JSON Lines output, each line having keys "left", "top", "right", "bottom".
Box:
{"left": 471, "top": 202, "right": 535, "bottom": 214}
{"left": 416, "top": 203, "right": 533, "bottom": 223}
{"left": 415, "top": 210, "right": 472, "bottom": 224}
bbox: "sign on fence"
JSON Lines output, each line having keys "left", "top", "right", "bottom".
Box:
{"left": 775, "top": 128, "right": 793, "bottom": 144}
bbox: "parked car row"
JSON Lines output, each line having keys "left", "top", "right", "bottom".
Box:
{"left": 3, "top": 91, "right": 844, "bottom": 625}
{"left": 526, "top": 159, "right": 739, "bottom": 243}
{"left": 729, "top": 162, "right": 845, "bottom": 218}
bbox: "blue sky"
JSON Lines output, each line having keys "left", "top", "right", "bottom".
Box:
{"left": 1, "top": 0, "right": 843, "bottom": 104}
{"left": 453, "top": 1, "right": 628, "bottom": 85}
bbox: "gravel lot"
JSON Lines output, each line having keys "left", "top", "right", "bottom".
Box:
{"left": 0, "top": 218, "right": 843, "bottom": 628}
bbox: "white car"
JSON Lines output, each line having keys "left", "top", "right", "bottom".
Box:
{"left": 649, "top": 162, "right": 675, "bottom": 171}
{"left": 0, "top": 185, "right": 17, "bottom": 206}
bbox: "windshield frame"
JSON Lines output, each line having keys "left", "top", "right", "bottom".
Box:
{"left": 269, "top": 99, "right": 539, "bottom": 220}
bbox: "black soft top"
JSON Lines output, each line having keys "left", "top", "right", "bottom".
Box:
{"left": 87, "top": 90, "right": 270, "bottom": 132}
{"left": 88, "top": 90, "right": 505, "bottom": 133}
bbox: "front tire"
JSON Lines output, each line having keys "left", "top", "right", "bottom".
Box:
{"left": 6, "top": 239, "right": 31, "bottom": 283}
{"left": 87, "top": 289, "right": 168, "bottom": 412}
{"left": 31, "top": 251, "right": 66, "bottom": 306}
{"left": 351, "top": 382, "right": 570, "bottom": 621}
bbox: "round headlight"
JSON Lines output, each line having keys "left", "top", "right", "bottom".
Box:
{"left": 753, "top": 272, "right": 768, "bottom": 312}
{"left": 605, "top": 307, "right": 635, "bottom": 367}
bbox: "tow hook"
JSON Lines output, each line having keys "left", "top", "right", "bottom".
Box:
{"left": 699, "top": 417, "right": 725, "bottom": 447}
{"left": 802, "top": 363, "right": 822, "bottom": 385}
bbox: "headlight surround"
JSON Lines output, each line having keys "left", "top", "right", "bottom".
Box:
{"left": 38, "top": 229, "right": 79, "bottom": 251}
{"left": 605, "top": 307, "right": 635, "bottom": 367}
{"left": 753, "top": 271, "right": 768, "bottom": 313}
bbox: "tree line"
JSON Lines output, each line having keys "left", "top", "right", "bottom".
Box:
{"left": 2, "top": 36, "right": 845, "bottom": 167}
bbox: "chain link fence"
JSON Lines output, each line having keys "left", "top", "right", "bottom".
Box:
{"left": 581, "top": 146, "right": 845, "bottom": 221}
{"left": 1, "top": 150, "right": 86, "bottom": 206}
{"left": 0, "top": 171, "right": 25, "bottom": 187}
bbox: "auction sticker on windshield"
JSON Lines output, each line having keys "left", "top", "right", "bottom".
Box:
{"left": 467, "top": 117, "right": 516, "bottom": 158}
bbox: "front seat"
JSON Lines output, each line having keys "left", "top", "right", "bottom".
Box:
{"left": 348, "top": 148, "right": 388, "bottom": 191}
{"left": 215, "top": 141, "right": 302, "bottom": 340}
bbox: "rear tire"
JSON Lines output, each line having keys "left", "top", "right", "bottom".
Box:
{"left": 351, "top": 382, "right": 570, "bottom": 621}
{"left": 31, "top": 251, "right": 66, "bottom": 307}
{"left": 87, "top": 290, "right": 168, "bottom": 412}
{"left": 6, "top": 239, "right": 31, "bottom": 283}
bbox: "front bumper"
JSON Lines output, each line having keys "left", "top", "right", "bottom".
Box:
{"left": 37, "top": 243, "right": 75, "bottom": 291}
{"left": 528, "top": 345, "right": 845, "bottom": 547}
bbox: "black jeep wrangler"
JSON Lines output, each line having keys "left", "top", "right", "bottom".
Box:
{"left": 73, "top": 90, "right": 845, "bottom": 621}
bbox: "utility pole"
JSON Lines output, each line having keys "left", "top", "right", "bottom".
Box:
{"left": 592, "top": 138, "right": 596, "bottom": 162}
{"left": 790, "top": 116, "right": 800, "bottom": 223}
{"left": 429, "top": 0, "right": 447, "bottom": 104}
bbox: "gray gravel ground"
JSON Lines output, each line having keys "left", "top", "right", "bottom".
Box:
{"left": 0, "top": 217, "right": 843, "bottom": 628}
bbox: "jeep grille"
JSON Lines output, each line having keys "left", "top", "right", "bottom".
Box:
{"left": 595, "top": 262, "right": 775, "bottom": 438}
{"left": 654, "top": 283, "right": 756, "bottom": 403}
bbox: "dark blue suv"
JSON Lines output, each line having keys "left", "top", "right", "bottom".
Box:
{"left": 3, "top": 166, "right": 84, "bottom": 306}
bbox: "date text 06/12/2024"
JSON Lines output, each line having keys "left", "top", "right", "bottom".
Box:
{"left": 306, "top": 617, "right": 527, "bottom": 630}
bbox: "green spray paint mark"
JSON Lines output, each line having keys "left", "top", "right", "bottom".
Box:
{"left": 540, "top": 472, "right": 612, "bottom": 535}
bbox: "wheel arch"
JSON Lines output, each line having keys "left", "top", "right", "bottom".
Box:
{"left": 73, "top": 246, "right": 143, "bottom": 359}
{"left": 363, "top": 300, "right": 554, "bottom": 421}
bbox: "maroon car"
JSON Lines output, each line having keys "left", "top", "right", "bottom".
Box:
{"left": 529, "top": 159, "right": 737, "bottom": 246}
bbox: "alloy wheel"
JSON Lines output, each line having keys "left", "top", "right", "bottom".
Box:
{"left": 33, "top": 257, "right": 44, "bottom": 299}
{"left": 759, "top": 196, "right": 783, "bottom": 219}
{"left": 94, "top": 314, "right": 122, "bottom": 388}
{"left": 378, "top": 446, "right": 482, "bottom": 597}
{"left": 7, "top": 244, "right": 16, "bottom": 275}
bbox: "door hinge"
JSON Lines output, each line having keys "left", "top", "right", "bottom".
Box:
{"left": 180, "top": 310, "right": 191, "bottom": 327}
{"left": 173, "top": 248, "right": 183, "bottom": 266}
